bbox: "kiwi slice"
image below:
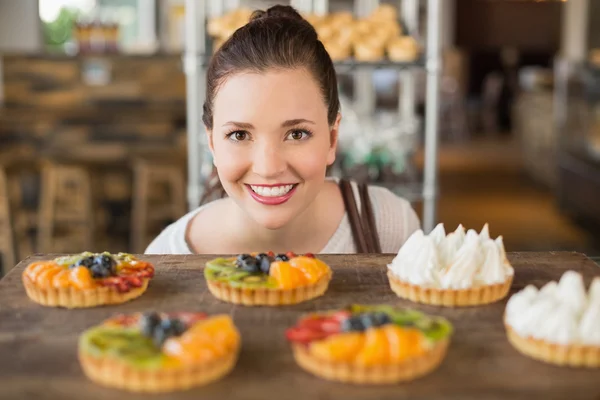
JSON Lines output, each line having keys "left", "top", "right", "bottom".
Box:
{"left": 228, "top": 273, "right": 278, "bottom": 289}
{"left": 81, "top": 327, "right": 164, "bottom": 369}
{"left": 347, "top": 304, "right": 452, "bottom": 341}
{"left": 205, "top": 257, "right": 277, "bottom": 288}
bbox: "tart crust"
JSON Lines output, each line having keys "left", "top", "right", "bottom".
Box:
{"left": 291, "top": 338, "right": 449, "bottom": 384}
{"left": 206, "top": 271, "right": 332, "bottom": 306}
{"left": 505, "top": 323, "right": 600, "bottom": 368}
{"left": 22, "top": 275, "right": 150, "bottom": 309}
{"left": 79, "top": 345, "right": 240, "bottom": 393}
{"left": 387, "top": 270, "right": 513, "bottom": 307}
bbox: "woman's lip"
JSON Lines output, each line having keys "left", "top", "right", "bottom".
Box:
{"left": 246, "top": 184, "right": 298, "bottom": 205}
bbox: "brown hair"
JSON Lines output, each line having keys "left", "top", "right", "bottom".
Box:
{"left": 199, "top": 5, "right": 340, "bottom": 204}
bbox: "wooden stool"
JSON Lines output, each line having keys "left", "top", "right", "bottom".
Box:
{"left": 131, "top": 158, "right": 186, "bottom": 253}
{"left": 0, "top": 168, "right": 16, "bottom": 275}
{"left": 37, "top": 161, "right": 93, "bottom": 253}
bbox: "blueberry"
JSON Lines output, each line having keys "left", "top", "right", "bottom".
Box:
{"left": 90, "top": 263, "right": 111, "bottom": 278}
{"left": 341, "top": 316, "right": 365, "bottom": 332}
{"left": 240, "top": 258, "right": 260, "bottom": 273}
{"left": 372, "top": 312, "right": 391, "bottom": 327}
{"left": 152, "top": 328, "right": 168, "bottom": 348}
{"left": 275, "top": 254, "right": 289, "bottom": 262}
{"left": 140, "top": 312, "right": 161, "bottom": 337}
{"left": 360, "top": 314, "right": 376, "bottom": 329}
{"left": 236, "top": 254, "right": 252, "bottom": 266}
{"left": 169, "top": 319, "right": 187, "bottom": 336}
{"left": 70, "top": 256, "right": 95, "bottom": 269}
{"left": 95, "top": 254, "right": 116, "bottom": 271}
{"left": 257, "top": 254, "right": 271, "bottom": 274}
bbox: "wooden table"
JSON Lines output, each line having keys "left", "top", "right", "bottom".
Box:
{"left": 1, "top": 253, "right": 599, "bottom": 400}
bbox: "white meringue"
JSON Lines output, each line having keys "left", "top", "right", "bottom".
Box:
{"left": 388, "top": 223, "right": 513, "bottom": 289}
{"left": 505, "top": 271, "right": 600, "bottom": 346}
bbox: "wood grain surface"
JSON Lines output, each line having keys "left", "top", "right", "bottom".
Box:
{"left": 0, "top": 252, "right": 599, "bottom": 400}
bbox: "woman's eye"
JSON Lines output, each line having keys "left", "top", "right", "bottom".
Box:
{"left": 228, "top": 131, "right": 249, "bottom": 141}
{"left": 287, "top": 130, "right": 310, "bottom": 141}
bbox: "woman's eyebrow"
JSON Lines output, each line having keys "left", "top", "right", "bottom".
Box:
{"left": 281, "top": 119, "right": 315, "bottom": 127}
{"left": 222, "top": 121, "right": 254, "bottom": 129}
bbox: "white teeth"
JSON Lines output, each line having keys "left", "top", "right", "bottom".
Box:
{"left": 250, "top": 184, "right": 294, "bottom": 197}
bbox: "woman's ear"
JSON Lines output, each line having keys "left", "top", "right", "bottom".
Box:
{"left": 205, "top": 126, "right": 216, "bottom": 164}
{"left": 327, "top": 113, "right": 342, "bottom": 166}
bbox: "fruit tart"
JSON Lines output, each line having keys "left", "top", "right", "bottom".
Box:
{"left": 286, "top": 304, "right": 452, "bottom": 384}
{"left": 204, "top": 251, "right": 332, "bottom": 306}
{"left": 504, "top": 270, "right": 600, "bottom": 367}
{"left": 79, "top": 311, "right": 240, "bottom": 392}
{"left": 22, "top": 252, "right": 154, "bottom": 308}
{"left": 388, "top": 223, "right": 514, "bottom": 306}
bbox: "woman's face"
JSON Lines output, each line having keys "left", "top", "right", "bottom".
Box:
{"left": 208, "top": 68, "right": 340, "bottom": 230}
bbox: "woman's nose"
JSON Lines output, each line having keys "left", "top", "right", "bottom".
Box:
{"left": 251, "top": 142, "right": 286, "bottom": 178}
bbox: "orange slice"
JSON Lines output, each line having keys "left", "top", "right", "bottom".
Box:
{"left": 163, "top": 315, "right": 240, "bottom": 364}
{"left": 69, "top": 266, "right": 95, "bottom": 289}
{"left": 35, "top": 265, "right": 63, "bottom": 288}
{"left": 289, "top": 256, "right": 329, "bottom": 283}
{"left": 269, "top": 261, "right": 309, "bottom": 289}
{"left": 310, "top": 332, "right": 365, "bottom": 362}
{"left": 52, "top": 269, "right": 72, "bottom": 288}
{"left": 355, "top": 327, "right": 390, "bottom": 366}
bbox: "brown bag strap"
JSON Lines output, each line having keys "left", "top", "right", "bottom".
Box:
{"left": 339, "top": 179, "right": 369, "bottom": 253}
{"left": 338, "top": 179, "right": 381, "bottom": 253}
{"left": 358, "top": 182, "right": 381, "bottom": 253}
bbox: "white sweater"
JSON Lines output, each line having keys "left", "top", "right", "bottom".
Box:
{"left": 145, "top": 182, "right": 420, "bottom": 254}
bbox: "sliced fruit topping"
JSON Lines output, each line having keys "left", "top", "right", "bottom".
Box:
{"left": 70, "top": 253, "right": 117, "bottom": 278}
{"left": 70, "top": 266, "right": 95, "bottom": 289}
{"left": 162, "top": 315, "right": 240, "bottom": 364}
{"left": 288, "top": 256, "right": 329, "bottom": 283}
{"left": 341, "top": 312, "right": 391, "bottom": 332}
{"left": 81, "top": 326, "right": 164, "bottom": 369}
{"left": 269, "top": 261, "right": 308, "bottom": 289}
{"left": 138, "top": 312, "right": 188, "bottom": 348}
{"left": 310, "top": 332, "right": 365, "bottom": 362}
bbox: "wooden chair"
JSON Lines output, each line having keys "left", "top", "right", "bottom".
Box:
{"left": 0, "top": 168, "right": 16, "bottom": 275}
{"left": 37, "top": 161, "right": 93, "bottom": 253}
{"left": 130, "top": 157, "right": 186, "bottom": 253}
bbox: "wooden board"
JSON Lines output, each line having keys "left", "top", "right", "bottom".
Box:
{"left": 0, "top": 252, "right": 599, "bottom": 400}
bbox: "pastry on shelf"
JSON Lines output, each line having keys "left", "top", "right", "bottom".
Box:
{"left": 323, "top": 41, "right": 352, "bottom": 61}
{"left": 387, "top": 36, "right": 419, "bottom": 62}
{"left": 353, "top": 41, "right": 385, "bottom": 62}
{"left": 79, "top": 311, "right": 240, "bottom": 392}
{"left": 204, "top": 251, "right": 331, "bottom": 306}
{"left": 22, "top": 252, "right": 154, "bottom": 308}
{"left": 286, "top": 304, "right": 452, "bottom": 384}
{"left": 387, "top": 223, "right": 514, "bottom": 307}
{"left": 504, "top": 271, "right": 600, "bottom": 367}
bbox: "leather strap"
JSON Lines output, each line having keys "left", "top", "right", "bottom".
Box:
{"left": 339, "top": 179, "right": 369, "bottom": 253}
{"left": 338, "top": 179, "right": 381, "bottom": 253}
{"left": 358, "top": 182, "right": 381, "bottom": 253}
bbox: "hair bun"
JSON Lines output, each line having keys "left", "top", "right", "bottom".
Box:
{"left": 250, "top": 5, "right": 304, "bottom": 22}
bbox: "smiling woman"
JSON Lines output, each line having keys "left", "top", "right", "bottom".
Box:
{"left": 145, "top": 5, "right": 420, "bottom": 255}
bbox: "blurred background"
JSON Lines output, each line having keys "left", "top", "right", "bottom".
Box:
{"left": 1, "top": 0, "right": 599, "bottom": 276}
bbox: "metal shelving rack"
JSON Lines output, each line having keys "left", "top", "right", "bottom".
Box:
{"left": 183, "top": 0, "right": 441, "bottom": 232}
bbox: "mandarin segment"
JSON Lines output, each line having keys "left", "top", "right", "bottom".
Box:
{"left": 70, "top": 266, "right": 96, "bottom": 289}
{"left": 289, "top": 256, "right": 329, "bottom": 283}
{"left": 269, "top": 261, "right": 309, "bottom": 289}
{"left": 162, "top": 315, "right": 240, "bottom": 364}
{"left": 310, "top": 332, "right": 365, "bottom": 362}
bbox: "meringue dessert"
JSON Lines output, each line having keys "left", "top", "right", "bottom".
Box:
{"left": 387, "top": 223, "right": 514, "bottom": 306}
{"left": 504, "top": 271, "right": 600, "bottom": 367}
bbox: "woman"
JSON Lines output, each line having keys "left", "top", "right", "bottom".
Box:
{"left": 146, "top": 5, "right": 419, "bottom": 255}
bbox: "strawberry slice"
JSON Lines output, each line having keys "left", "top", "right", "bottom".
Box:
{"left": 285, "top": 327, "right": 329, "bottom": 344}
{"left": 125, "top": 276, "right": 143, "bottom": 288}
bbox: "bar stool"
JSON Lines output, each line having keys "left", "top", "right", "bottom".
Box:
{"left": 0, "top": 168, "right": 16, "bottom": 275}
{"left": 37, "top": 161, "right": 93, "bottom": 253}
{"left": 130, "top": 157, "right": 186, "bottom": 253}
